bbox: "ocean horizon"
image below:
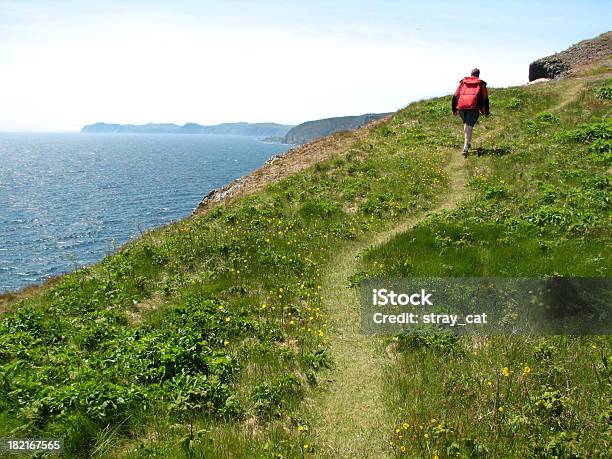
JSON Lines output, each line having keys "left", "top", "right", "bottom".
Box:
{"left": 0, "top": 132, "right": 291, "bottom": 293}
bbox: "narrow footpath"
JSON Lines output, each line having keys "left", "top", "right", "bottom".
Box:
{"left": 311, "top": 149, "right": 470, "bottom": 458}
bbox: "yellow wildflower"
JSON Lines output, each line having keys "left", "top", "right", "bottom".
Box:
{"left": 502, "top": 367, "right": 510, "bottom": 377}
{"left": 402, "top": 422, "right": 409, "bottom": 429}
{"left": 522, "top": 365, "right": 531, "bottom": 376}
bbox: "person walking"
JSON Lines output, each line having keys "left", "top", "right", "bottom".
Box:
{"left": 452, "top": 68, "right": 490, "bottom": 157}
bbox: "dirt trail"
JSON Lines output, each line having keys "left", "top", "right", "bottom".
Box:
{"left": 311, "top": 150, "right": 470, "bottom": 458}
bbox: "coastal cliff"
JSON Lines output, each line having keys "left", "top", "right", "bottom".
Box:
{"left": 282, "top": 113, "right": 392, "bottom": 145}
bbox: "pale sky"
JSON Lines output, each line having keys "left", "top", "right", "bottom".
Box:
{"left": 1, "top": 0, "right": 610, "bottom": 131}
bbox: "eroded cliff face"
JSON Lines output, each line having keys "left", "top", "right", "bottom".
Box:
{"left": 528, "top": 31, "right": 611, "bottom": 81}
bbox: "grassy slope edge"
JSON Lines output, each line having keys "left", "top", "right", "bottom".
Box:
{"left": 0, "top": 59, "right": 610, "bottom": 458}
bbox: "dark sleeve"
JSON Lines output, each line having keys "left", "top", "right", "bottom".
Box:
{"left": 482, "top": 83, "right": 490, "bottom": 115}
{"left": 452, "top": 81, "right": 462, "bottom": 113}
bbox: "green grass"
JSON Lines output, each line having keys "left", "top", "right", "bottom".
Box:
{"left": 0, "top": 87, "right": 450, "bottom": 457}
{"left": 361, "top": 75, "right": 612, "bottom": 457}
{"left": 0, "top": 65, "right": 610, "bottom": 458}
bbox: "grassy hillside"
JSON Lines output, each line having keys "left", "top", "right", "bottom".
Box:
{"left": 360, "top": 74, "right": 612, "bottom": 458}
{"left": 1, "top": 60, "right": 610, "bottom": 458}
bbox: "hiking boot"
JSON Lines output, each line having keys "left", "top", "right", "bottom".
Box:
{"left": 462, "top": 145, "right": 469, "bottom": 158}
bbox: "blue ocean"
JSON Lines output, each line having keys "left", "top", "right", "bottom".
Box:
{"left": 0, "top": 133, "right": 291, "bottom": 293}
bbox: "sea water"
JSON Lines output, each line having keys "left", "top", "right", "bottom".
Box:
{"left": 0, "top": 133, "right": 290, "bottom": 292}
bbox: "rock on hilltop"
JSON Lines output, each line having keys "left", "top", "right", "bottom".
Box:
{"left": 529, "top": 31, "right": 611, "bottom": 81}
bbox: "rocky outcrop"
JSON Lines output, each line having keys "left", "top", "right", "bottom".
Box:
{"left": 529, "top": 58, "right": 570, "bottom": 81}
{"left": 528, "top": 31, "right": 611, "bottom": 81}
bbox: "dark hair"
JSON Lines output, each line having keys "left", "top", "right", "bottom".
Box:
{"left": 471, "top": 68, "right": 480, "bottom": 77}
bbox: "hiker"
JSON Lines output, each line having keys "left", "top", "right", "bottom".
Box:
{"left": 452, "top": 68, "right": 490, "bottom": 157}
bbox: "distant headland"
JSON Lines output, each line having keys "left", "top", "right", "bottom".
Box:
{"left": 81, "top": 112, "right": 392, "bottom": 144}
{"left": 282, "top": 113, "right": 392, "bottom": 145}
{"left": 81, "top": 122, "right": 294, "bottom": 137}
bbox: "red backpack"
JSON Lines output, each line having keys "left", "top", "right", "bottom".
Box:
{"left": 455, "top": 76, "right": 485, "bottom": 110}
